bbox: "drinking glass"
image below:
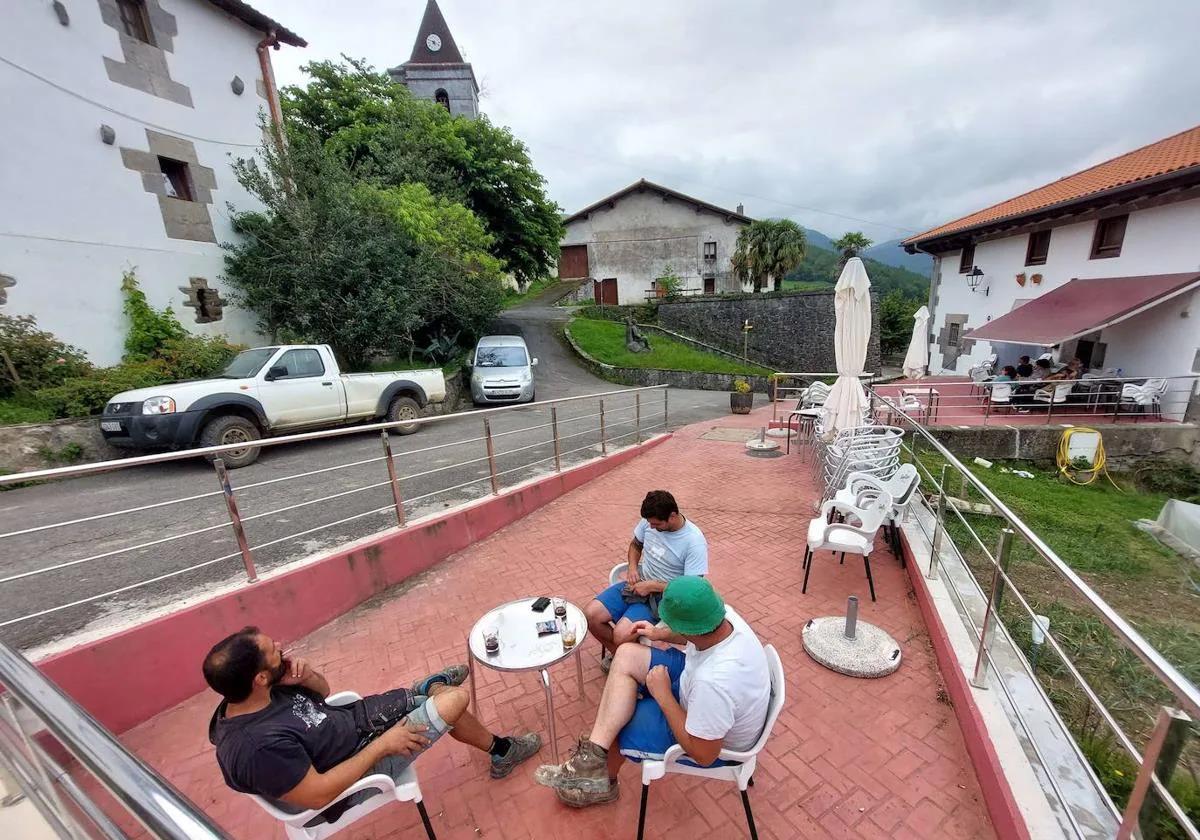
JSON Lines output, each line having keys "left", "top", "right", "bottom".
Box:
{"left": 561, "top": 622, "right": 578, "bottom": 651}
{"left": 483, "top": 625, "right": 500, "bottom": 655}
{"left": 552, "top": 597, "right": 567, "bottom": 619}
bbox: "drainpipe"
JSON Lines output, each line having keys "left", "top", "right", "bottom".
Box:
{"left": 256, "top": 30, "right": 284, "bottom": 146}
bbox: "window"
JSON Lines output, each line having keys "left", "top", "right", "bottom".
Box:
{"left": 196, "top": 287, "right": 217, "bottom": 319}
{"left": 273, "top": 349, "right": 325, "bottom": 378}
{"left": 116, "top": 0, "right": 154, "bottom": 44}
{"left": 475, "top": 346, "right": 528, "bottom": 367}
{"left": 1025, "top": 230, "right": 1051, "bottom": 266}
{"left": 434, "top": 89, "right": 450, "bottom": 112}
{"left": 1090, "top": 215, "right": 1128, "bottom": 259}
{"left": 947, "top": 322, "right": 962, "bottom": 347}
{"left": 158, "top": 157, "right": 193, "bottom": 201}
{"left": 958, "top": 243, "right": 975, "bottom": 274}
{"left": 703, "top": 241, "right": 717, "bottom": 260}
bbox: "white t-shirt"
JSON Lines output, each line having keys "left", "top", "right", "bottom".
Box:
{"left": 679, "top": 606, "right": 770, "bottom": 753}
{"left": 633, "top": 517, "right": 708, "bottom": 582}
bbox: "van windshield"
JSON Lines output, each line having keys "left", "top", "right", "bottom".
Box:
{"left": 475, "top": 346, "right": 528, "bottom": 367}
{"left": 221, "top": 348, "right": 278, "bottom": 379}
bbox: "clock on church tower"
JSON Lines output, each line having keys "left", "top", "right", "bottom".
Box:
{"left": 388, "top": 0, "right": 480, "bottom": 119}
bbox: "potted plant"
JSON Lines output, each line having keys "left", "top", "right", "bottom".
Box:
{"left": 730, "top": 378, "right": 754, "bottom": 414}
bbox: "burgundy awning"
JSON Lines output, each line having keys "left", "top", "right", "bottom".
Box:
{"left": 964, "top": 272, "right": 1200, "bottom": 346}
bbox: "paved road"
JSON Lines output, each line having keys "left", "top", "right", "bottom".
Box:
{"left": 0, "top": 287, "right": 735, "bottom": 652}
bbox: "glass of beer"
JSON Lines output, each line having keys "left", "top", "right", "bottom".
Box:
{"left": 561, "top": 621, "right": 578, "bottom": 651}
{"left": 483, "top": 626, "right": 500, "bottom": 655}
{"left": 552, "top": 597, "right": 567, "bottom": 620}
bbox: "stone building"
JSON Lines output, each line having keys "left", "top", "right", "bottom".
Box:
{"left": 2, "top": 0, "right": 304, "bottom": 364}
{"left": 389, "top": 0, "right": 479, "bottom": 119}
{"left": 559, "top": 180, "right": 753, "bottom": 305}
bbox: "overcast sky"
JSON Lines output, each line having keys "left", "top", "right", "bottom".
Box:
{"left": 253, "top": 0, "right": 1200, "bottom": 243}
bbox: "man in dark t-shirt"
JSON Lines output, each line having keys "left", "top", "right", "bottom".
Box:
{"left": 204, "top": 626, "right": 541, "bottom": 823}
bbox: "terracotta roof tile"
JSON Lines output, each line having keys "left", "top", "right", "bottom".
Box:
{"left": 906, "top": 123, "right": 1200, "bottom": 245}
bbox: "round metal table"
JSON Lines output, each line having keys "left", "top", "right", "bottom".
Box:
{"left": 467, "top": 597, "right": 587, "bottom": 762}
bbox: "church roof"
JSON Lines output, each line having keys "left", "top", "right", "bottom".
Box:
{"left": 406, "top": 0, "right": 466, "bottom": 64}
{"left": 562, "top": 179, "right": 754, "bottom": 226}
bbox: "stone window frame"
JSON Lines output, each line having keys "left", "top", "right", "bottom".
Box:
{"left": 180, "top": 277, "right": 225, "bottom": 323}
{"left": 121, "top": 129, "right": 218, "bottom": 242}
{"left": 98, "top": 0, "right": 192, "bottom": 107}
{"left": 937, "top": 313, "right": 975, "bottom": 370}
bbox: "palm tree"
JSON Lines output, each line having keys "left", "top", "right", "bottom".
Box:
{"left": 732, "top": 220, "right": 807, "bottom": 292}
{"left": 832, "top": 232, "right": 873, "bottom": 267}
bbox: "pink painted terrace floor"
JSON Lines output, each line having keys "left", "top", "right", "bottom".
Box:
{"left": 119, "top": 404, "right": 996, "bottom": 840}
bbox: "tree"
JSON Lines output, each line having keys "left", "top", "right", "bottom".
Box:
{"left": 223, "top": 128, "right": 503, "bottom": 369}
{"left": 879, "top": 290, "right": 922, "bottom": 357}
{"left": 281, "top": 58, "right": 563, "bottom": 287}
{"left": 832, "top": 232, "right": 873, "bottom": 267}
{"left": 732, "top": 219, "right": 807, "bottom": 292}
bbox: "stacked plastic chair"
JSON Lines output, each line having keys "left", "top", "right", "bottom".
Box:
{"left": 817, "top": 425, "right": 905, "bottom": 503}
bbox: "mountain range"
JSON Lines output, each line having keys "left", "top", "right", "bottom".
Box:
{"left": 786, "top": 228, "right": 931, "bottom": 299}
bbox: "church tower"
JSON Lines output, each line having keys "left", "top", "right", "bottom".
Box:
{"left": 389, "top": 0, "right": 480, "bottom": 119}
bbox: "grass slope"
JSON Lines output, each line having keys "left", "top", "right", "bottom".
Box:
{"left": 568, "top": 318, "right": 770, "bottom": 375}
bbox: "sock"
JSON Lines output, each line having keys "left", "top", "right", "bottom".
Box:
{"left": 489, "top": 736, "right": 511, "bottom": 758}
{"left": 415, "top": 673, "right": 450, "bottom": 695}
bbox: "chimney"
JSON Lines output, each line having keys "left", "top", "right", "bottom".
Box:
{"left": 736, "top": 203, "right": 744, "bottom": 215}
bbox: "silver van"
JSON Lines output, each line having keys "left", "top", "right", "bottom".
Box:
{"left": 469, "top": 335, "right": 538, "bottom": 404}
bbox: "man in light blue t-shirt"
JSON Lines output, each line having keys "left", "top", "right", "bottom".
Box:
{"left": 584, "top": 490, "right": 708, "bottom": 671}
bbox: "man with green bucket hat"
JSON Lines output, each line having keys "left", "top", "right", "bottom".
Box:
{"left": 535, "top": 577, "right": 769, "bottom": 808}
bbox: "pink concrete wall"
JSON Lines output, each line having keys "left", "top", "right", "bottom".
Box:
{"left": 36, "top": 437, "right": 667, "bottom": 734}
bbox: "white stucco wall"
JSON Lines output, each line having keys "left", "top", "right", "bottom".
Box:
{"left": 561, "top": 191, "right": 747, "bottom": 304}
{"left": 1, "top": 0, "right": 281, "bottom": 364}
{"left": 928, "top": 197, "right": 1200, "bottom": 380}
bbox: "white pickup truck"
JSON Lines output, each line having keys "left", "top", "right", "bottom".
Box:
{"left": 100, "top": 344, "right": 446, "bottom": 468}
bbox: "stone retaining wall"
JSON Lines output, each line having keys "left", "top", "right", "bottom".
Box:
{"left": 926, "top": 422, "right": 1200, "bottom": 467}
{"left": 563, "top": 326, "right": 772, "bottom": 394}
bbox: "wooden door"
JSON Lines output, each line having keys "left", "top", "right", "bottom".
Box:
{"left": 703, "top": 276, "right": 716, "bottom": 295}
{"left": 558, "top": 245, "right": 589, "bottom": 279}
{"left": 593, "top": 278, "right": 618, "bottom": 305}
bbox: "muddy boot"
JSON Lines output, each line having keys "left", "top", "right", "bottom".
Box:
{"left": 557, "top": 780, "right": 620, "bottom": 808}
{"left": 534, "top": 738, "right": 610, "bottom": 794}
{"left": 411, "top": 664, "right": 470, "bottom": 696}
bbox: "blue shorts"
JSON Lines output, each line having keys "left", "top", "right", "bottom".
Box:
{"left": 594, "top": 581, "right": 658, "bottom": 625}
{"left": 617, "top": 649, "right": 727, "bottom": 767}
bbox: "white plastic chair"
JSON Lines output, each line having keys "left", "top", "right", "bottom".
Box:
{"left": 1033, "top": 380, "right": 1075, "bottom": 407}
{"left": 968, "top": 364, "right": 992, "bottom": 396}
{"left": 1120, "top": 378, "right": 1168, "bottom": 420}
{"left": 609, "top": 563, "right": 664, "bottom": 647}
{"left": 803, "top": 493, "right": 893, "bottom": 601}
{"left": 833, "top": 466, "right": 920, "bottom": 567}
{"left": 986, "top": 382, "right": 1013, "bottom": 414}
{"left": 632, "top": 645, "right": 785, "bottom": 840}
{"left": 247, "top": 691, "right": 436, "bottom": 840}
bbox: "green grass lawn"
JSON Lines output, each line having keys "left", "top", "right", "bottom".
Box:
{"left": 911, "top": 451, "right": 1200, "bottom": 831}
{"left": 0, "top": 395, "right": 54, "bottom": 425}
{"left": 362, "top": 354, "right": 466, "bottom": 378}
{"left": 500, "top": 276, "right": 556, "bottom": 309}
{"left": 567, "top": 318, "right": 771, "bottom": 376}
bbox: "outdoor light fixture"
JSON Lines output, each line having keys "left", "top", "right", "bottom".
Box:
{"left": 966, "top": 266, "right": 989, "bottom": 295}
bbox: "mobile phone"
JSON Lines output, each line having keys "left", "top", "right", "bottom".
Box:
{"left": 531, "top": 596, "right": 551, "bottom": 612}
{"left": 535, "top": 620, "right": 559, "bottom": 636}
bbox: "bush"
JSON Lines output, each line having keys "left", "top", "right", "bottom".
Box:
{"left": 35, "top": 362, "right": 167, "bottom": 418}
{"left": 0, "top": 314, "right": 92, "bottom": 396}
{"left": 153, "top": 335, "right": 241, "bottom": 381}
{"left": 1131, "top": 459, "right": 1200, "bottom": 500}
{"left": 121, "top": 270, "right": 186, "bottom": 361}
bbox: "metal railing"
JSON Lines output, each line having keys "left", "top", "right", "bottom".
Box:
{"left": 0, "top": 641, "right": 227, "bottom": 838}
{"left": 870, "top": 391, "right": 1199, "bottom": 839}
{"left": 769, "top": 372, "right": 880, "bottom": 424}
{"left": 870, "top": 374, "right": 1199, "bottom": 426}
{"left": 0, "top": 386, "right": 669, "bottom": 651}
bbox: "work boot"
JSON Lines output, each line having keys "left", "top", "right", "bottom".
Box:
{"left": 411, "top": 664, "right": 469, "bottom": 696}
{"left": 556, "top": 780, "right": 620, "bottom": 808}
{"left": 489, "top": 733, "right": 542, "bottom": 779}
{"left": 534, "top": 737, "right": 610, "bottom": 793}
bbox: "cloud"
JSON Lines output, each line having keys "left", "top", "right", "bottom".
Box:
{"left": 256, "top": 0, "right": 1200, "bottom": 241}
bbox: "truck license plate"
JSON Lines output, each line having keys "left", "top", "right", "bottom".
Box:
{"left": 100, "top": 421, "right": 122, "bottom": 432}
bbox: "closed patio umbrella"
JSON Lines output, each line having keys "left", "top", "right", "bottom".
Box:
{"left": 902, "top": 305, "right": 930, "bottom": 380}
{"left": 820, "top": 258, "right": 873, "bottom": 437}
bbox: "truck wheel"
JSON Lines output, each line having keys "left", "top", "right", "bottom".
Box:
{"left": 387, "top": 396, "right": 422, "bottom": 435}
{"left": 200, "top": 415, "right": 262, "bottom": 469}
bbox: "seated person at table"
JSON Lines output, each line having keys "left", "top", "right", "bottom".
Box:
{"left": 535, "top": 577, "right": 769, "bottom": 808}
{"left": 204, "top": 628, "right": 541, "bottom": 822}
{"left": 586, "top": 490, "right": 708, "bottom": 673}
{"left": 994, "top": 365, "right": 1017, "bottom": 382}
{"left": 1067, "top": 357, "right": 1087, "bottom": 377}
{"left": 1029, "top": 358, "right": 1053, "bottom": 380}
{"left": 1015, "top": 356, "right": 1034, "bottom": 378}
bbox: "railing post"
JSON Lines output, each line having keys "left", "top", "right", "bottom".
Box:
{"left": 970, "top": 528, "right": 1014, "bottom": 689}
{"left": 483, "top": 418, "right": 500, "bottom": 495}
{"left": 1046, "top": 388, "right": 1057, "bottom": 423}
{"left": 1118, "top": 706, "right": 1193, "bottom": 839}
{"left": 664, "top": 388, "right": 669, "bottom": 431}
{"left": 213, "top": 458, "right": 257, "bottom": 583}
{"left": 380, "top": 431, "right": 406, "bottom": 527}
{"left": 1113, "top": 379, "right": 1123, "bottom": 423}
{"left": 983, "top": 384, "right": 992, "bottom": 426}
{"left": 635, "top": 393, "right": 642, "bottom": 444}
{"left": 551, "top": 406, "right": 562, "bottom": 472}
{"left": 927, "top": 464, "right": 948, "bottom": 580}
{"left": 599, "top": 399, "right": 607, "bottom": 455}
{"left": 771, "top": 374, "right": 778, "bottom": 423}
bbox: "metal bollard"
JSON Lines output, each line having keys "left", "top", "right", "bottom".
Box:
{"left": 635, "top": 393, "right": 642, "bottom": 444}
{"left": 599, "top": 399, "right": 607, "bottom": 455}
{"left": 927, "top": 464, "right": 949, "bottom": 580}
{"left": 844, "top": 596, "right": 859, "bottom": 640}
{"left": 970, "top": 528, "right": 1014, "bottom": 689}
{"left": 551, "top": 406, "right": 561, "bottom": 472}
{"left": 664, "top": 389, "right": 669, "bottom": 431}
{"left": 380, "top": 431, "right": 406, "bottom": 527}
{"left": 483, "top": 418, "right": 500, "bottom": 495}
{"left": 214, "top": 458, "right": 257, "bottom": 582}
